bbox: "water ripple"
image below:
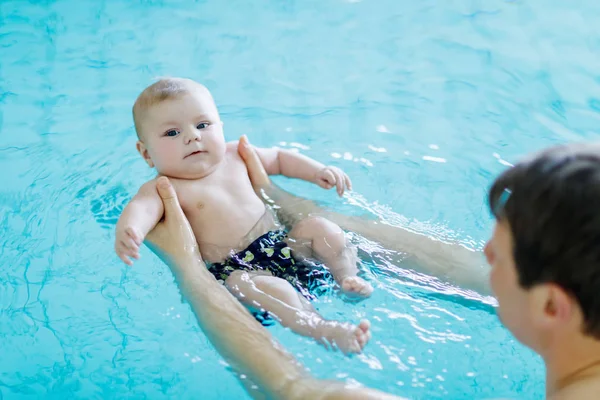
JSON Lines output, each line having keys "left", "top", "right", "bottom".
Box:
{"left": 3, "top": 0, "right": 592, "bottom": 398}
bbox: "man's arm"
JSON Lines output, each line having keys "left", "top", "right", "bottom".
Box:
{"left": 144, "top": 177, "right": 306, "bottom": 398}
{"left": 237, "top": 136, "right": 491, "bottom": 296}
{"left": 145, "top": 177, "right": 405, "bottom": 400}
{"left": 320, "top": 213, "right": 490, "bottom": 296}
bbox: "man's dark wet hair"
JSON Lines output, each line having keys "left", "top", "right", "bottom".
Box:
{"left": 488, "top": 142, "right": 600, "bottom": 338}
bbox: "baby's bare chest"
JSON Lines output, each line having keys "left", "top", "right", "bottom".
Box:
{"left": 170, "top": 160, "right": 267, "bottom": 252}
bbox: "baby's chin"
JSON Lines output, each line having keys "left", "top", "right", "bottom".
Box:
{"left": 157, "top": 164, "right": 218, "bottom": 180}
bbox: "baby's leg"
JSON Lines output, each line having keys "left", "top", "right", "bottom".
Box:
{"left": 287, "top": 216, "right": 373, "bottom": 298}
{"left": 225, "top": 270, "right": 370, "bottom": 355}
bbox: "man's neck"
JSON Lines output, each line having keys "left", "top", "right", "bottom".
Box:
{"left": 545, "top": 335, "right": 600, "bottom": 399}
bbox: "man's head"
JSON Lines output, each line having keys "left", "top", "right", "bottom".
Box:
{"left": 484, "top": 143, "right": 600, "bottom": 354}
{"left": 133, "top": 78, "right": 226, "bottom": 179}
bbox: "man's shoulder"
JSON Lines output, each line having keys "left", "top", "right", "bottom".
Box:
{"left": 552, "top": 376, "right": 600, "bottom": 400}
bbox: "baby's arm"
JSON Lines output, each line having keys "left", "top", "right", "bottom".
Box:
{"left": 115, "top": 180, "right": 165, "bottom": 265}
{"left": 253, "top": 144, "right": 352, "bottom": 196}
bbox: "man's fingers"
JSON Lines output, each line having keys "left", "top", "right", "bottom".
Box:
{"left": 238, "top": 135, "right": 270, "bottom": 187}
{"left": 156, "top": 176, "right": 177, "bottom": 202}
{"left": 238, "top": 135, "right": 253, "bottom": 161}
{"left": 156, "top": 176, "right": 186, "bottom": 222}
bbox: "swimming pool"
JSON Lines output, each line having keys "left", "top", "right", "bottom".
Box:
{"left": 2, "top": 0, "right": 600, "bottom": 398}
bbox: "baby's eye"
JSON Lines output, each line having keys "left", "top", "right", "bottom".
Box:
{"left": 197, "top": 123, "right": 209, "bottom": 130}
{"left": 165, "top": 129, "right": 179, "bottom": 137}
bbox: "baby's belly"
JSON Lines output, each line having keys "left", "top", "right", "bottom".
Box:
{"left": 193, "top": 206, "right": 282, "bottom": 264}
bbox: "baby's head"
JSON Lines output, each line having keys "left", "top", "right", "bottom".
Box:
{"left": 133, "top": 77, "right": 226, "bottom": 179}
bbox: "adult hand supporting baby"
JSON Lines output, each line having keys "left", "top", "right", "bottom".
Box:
{"left": 145, "top": 176, "right": 201, "bottom": 268}
{"left": 144, "top": 174, "right": 403, "bottom": 400}
{"left": 237, "top": 135, "right": 318, "bottom": 228}
{"left": 143, "top": 176, "right": 312, "bottom": 399}
{"left": 237, "top": 135, "right": 490, "bottom": 296}
{"left": 238, "top": 135, "right": 271, "bottom": 188}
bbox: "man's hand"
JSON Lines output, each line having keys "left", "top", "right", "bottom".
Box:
{"left": 145, "top": 177, "right": 201, "bottom": 265}
{"left": 237, "top": 135, "right": 272, "bottom": 188}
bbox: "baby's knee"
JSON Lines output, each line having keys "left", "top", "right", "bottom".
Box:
{"left": 252, "top": 275, "right": 291, "bottom": 296}
{"left": 295, "top": 216, "right": 343, "bottom": 237}
{"left": 225, "top": 270, "right": 253, "bottom": 296}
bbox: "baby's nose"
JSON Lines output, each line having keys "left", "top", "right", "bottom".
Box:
{"left": 185, "top": 128, "right": 201, "bottom": 142}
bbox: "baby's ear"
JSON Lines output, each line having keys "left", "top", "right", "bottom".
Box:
{"left": 136, "top": 141, "right": 154, "bottom": 168}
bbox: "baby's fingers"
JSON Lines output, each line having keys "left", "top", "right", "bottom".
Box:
{"left": 333, "top": 170, "right": 345, "bottom": 196}
{"left": 117, "top": 248, "right": 134, "bottom": 266}
{"left": 319, "top": 180, "right": 334, "bottom": 189}
{"left": 117, "top": 242, "right": 139, "bottom": 265}
{"left": 318, "top": 170, "right": 335, "bottom": 190}
{"left": 322, "top": 169, "right": 337, "bottom": 185}
{"left": 125, "top": 227, "right": 143, "bottom": 246}
{"left": 123, "top": 236, "right": 140, "bottom": 252}
{"left": 344, "top": 173, "right": 353, "bottom": 191}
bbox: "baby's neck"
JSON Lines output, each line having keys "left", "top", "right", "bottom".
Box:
{"left": 159, "top": 158, "right": 226, "bottom": 181}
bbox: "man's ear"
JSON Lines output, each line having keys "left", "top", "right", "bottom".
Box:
{"left": 532, "top": 283, "right": 575, "bottom": 331}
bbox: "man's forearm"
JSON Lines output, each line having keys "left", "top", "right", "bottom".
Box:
{"left": 255, "top": 183, "right": 491, "bottom": 296}
{"left": 168, "top": 255, "right": 406, "bottom": 400}
{"left": 165, "top": 256, "right": 308, "bottom": 398}
{"left": 322, "top": 213, "right": 490, "bottom": 296}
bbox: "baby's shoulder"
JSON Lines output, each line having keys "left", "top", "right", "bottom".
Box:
{"left": 225, "top": 140, "right": 241, "bottom": 156}
{"left": 226, "top": 140, "right": 240, "bottom": 149}
{"left": 134, "top": 177, "right": 180, "bottom": 199}
{"left": 137, "top": 176, "right": 197, "bottom": 196}
{"left": 225, "top": 140, "right": 245, "bottom": 164}
{"left": 136, "top": 178, "right": 160, "bottom": 197}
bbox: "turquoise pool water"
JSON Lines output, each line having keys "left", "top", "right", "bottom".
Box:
{"left": 2, "top": 0, "right": 600, "bottom": 398}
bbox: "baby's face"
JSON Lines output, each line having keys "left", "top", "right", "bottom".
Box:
{"left": 137, "top": 90, "right": 226, "bottom": 179}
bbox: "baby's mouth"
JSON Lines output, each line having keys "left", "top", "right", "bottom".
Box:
{"left": 184, "top": 150, "right": 206, "bottom": 159}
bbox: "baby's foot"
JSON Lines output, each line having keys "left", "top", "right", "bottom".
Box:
{"left": 341, "top": 276, "right": 374, "bottom": 298}
{"left": 316, "top": 320, "right": 371, "bottom": 355}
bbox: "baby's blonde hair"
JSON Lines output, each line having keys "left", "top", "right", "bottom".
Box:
{"left": 132, "top": 77, "right": 210, "bottom": 138}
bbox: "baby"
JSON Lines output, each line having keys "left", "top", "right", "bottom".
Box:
{"left": 115, "top": 78, "right": 373, "bottom": 354}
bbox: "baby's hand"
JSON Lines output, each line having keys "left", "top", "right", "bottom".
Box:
{"left": 315, "top": 166, "right": 352, "bottom": 196}
{"left": 115, "top": 226, "right": 143, "bottom": 266}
